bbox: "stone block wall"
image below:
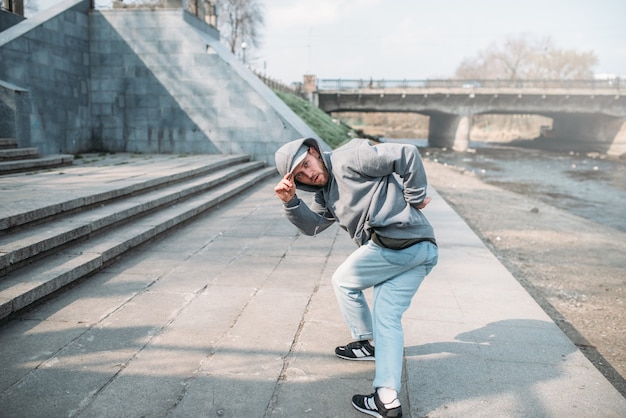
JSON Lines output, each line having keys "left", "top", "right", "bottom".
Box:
{"left": 0, "top": 2, "right": 318, "bottom": 164}
{"left": 0, "top": 0, "right": 91, "bottom": 154}
{"left": 90, "top": 9, "right": 315, "bottom": 164}
{"left": 89, "top": 9, "right": 223, "bottom": 155}
{"left": 0, "top": 79, "right": 30, "bottom": 145}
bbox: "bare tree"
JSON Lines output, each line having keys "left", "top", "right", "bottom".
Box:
{"left": 217, "top": 0, "right": 264, "bottom": 63}
{"left": 530, "top": 45, "right": 597, "bottom": 79}
{"left": 493, "top": 37, "right": 536, "bottom": 79}
{"left": 455, "top": 35, "right": 597, "bottom": 80}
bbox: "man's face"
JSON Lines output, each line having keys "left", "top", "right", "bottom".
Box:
{"left": 291, "top": 146, "right": 329, "bottom": 186}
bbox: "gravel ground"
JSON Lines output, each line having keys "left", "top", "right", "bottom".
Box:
{"left": 421, "top": 146, "right": 626, "bottom": 398}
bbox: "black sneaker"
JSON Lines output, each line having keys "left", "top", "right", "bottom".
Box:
{"left": 352, "top": 392, "right": 402, "bottom": 418}
{"left": 335, "top": 340, "right": 375, "bottom": 361}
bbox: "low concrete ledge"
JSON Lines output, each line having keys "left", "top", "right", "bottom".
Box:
{"left": 0, "top": 138, "right": 17, "bottom": 149}
{"left": 0, "top": 147, "right": 38, "bottom": 161}
{"left": 0, "top": 154, "right": 73, "bottom": 174}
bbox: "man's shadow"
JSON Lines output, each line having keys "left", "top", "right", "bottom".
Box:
{"left": 404, "top": 319, "right": 578, "bottom": 417}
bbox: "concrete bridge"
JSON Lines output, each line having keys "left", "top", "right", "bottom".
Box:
{"left": 314, "top": 79, "right": 626, "bottom": 155}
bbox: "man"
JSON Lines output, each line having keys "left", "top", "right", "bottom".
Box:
{"left": 274, "top": 137, "right": 438, "bottom": 418}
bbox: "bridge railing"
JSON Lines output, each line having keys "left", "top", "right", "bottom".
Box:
{"left": 317, "top": 78, "right": 625, "bottom": 92}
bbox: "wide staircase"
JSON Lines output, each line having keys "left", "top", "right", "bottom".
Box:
{"left": 0, "top": 153, "right": 276, "bottom": 321}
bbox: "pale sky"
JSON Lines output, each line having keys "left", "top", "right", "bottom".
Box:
{"left": 253, "top": 0, "right": 626, "bottom": 84}
{"left": 28, "top": 0, "right": 626, "bottom": 84}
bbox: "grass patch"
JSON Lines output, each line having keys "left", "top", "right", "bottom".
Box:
{"left": 275, "top": 91, "right": 375, "bottom": 149}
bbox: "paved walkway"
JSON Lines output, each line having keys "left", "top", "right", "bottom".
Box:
{"left": 1, "top": 155, "right": 625, "bottom": 417}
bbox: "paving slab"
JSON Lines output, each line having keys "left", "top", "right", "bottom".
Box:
{"left": 0, "top": 156, "right": 625, "bottom": 417}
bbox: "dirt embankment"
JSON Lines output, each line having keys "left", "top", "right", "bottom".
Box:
{"left": 335, "top": 112, "right": 551, "bottom": 142}
{"left": 423, "top": 158, "right": 626, "bottom": 397}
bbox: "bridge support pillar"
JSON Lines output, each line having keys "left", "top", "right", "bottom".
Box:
{"left": 607, "top": 119, "right": 626, "bottom": 157}
{"left": 428, "top": 113, "right": 470, "bottom": 151}
{"left": 547, "top": 114, "right": 626, "bottom": 155}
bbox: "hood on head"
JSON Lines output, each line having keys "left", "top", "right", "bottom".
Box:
{"left": 275, "top": 137, "right": 326, "bottom": 192}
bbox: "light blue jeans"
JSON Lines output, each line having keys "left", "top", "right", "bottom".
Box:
{"left": 332, "top": 239, "right": 438, "bottom": 392}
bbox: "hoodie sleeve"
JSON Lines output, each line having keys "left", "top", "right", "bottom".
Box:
{"left": 356, "top": 141, "right": 428, "bottom": 206}
{"left": 282, "top": 192, "right": 336, "bottom": 236}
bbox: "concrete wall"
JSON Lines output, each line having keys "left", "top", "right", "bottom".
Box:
{"left": 0, "top": 0, "right": 91, "bottom": 154}
{"left": 90, "top": 9, "right": 315, "bottom": 164}
{"left": 0, "top": 2, "right": 319, "bottom": 164}
{"left": 0, "top": 79, "right": 31, "bottom": 146}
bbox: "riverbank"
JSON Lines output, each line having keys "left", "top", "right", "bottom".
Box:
{"left": 421, "top": 146, "right": 626, "bottom": 396}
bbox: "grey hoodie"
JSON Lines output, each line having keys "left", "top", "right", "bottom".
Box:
{"left": 274, "top": 137, "right": 435, "bottom": 247}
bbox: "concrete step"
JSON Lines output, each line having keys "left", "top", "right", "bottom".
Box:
{"left": 0, "top": 136, "right": 70, "bottom": 174}
{"left": 0, "top": 138, "right": 17, "bottom": 150}
{"left": 0, "top": 158, "right": 277, "bottom": 321}
{"left": 0, "top": 147, "right": 39, "bottom": 161}
{"left": 0, "top": 154, "right": 74, "bottom": 174}
{"left": 0, "top": 160, "right": 267, "bottom": 275}
{"left": 0, "top": 154, "right": 251, "bottom": 231}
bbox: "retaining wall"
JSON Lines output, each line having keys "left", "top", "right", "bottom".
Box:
{"left": 0, "top": 0, "right": 91, "bottom": 154}
{"left": 0, "top": 1, "right": 318, "bottom": 164}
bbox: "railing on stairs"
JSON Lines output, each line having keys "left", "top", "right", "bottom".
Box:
{"left": 252, "top": 69, "right": 299, "bottom": 95}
